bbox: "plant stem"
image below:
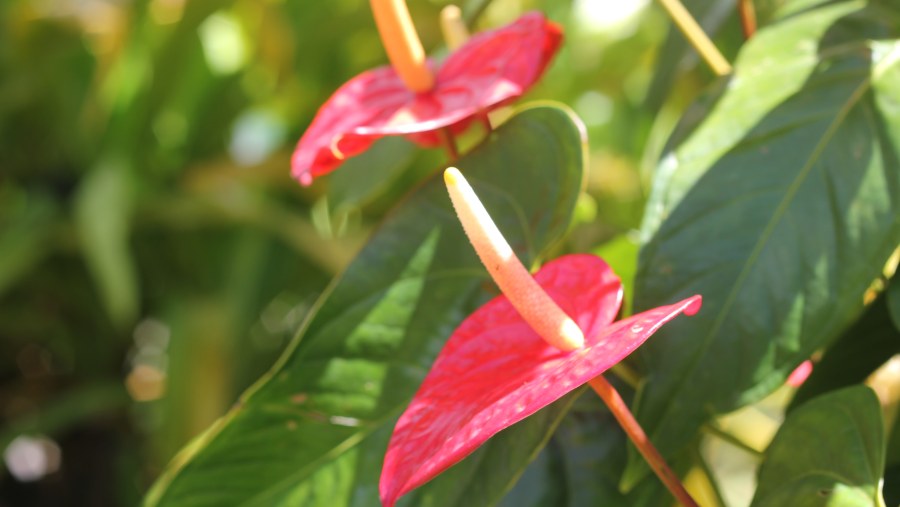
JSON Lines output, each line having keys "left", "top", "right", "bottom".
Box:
{"left": 655, "top": 0, "right": 732, "bottom": 76}
{"left": 737, "top": 0, "right": 757, "bottom": 39}
{"left": 438, "top": 128, "right": 459, "bottom": 161}
{"left": 479, "top": 113, "right": 493, "bottom": 134}
{"left": 464, "top": 0, "right": 494, "bottom": 29}
{"left": 588, "top": 376, "right": 699, "bottom": 507}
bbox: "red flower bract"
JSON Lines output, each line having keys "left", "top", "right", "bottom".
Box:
{"left": 290, "top": 12, "right": 562, "bottom": 185}
{"left": 379, "top": 254, "right": 702, "bottom": 506}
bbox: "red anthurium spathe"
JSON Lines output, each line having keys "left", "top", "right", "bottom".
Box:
{"left": 380, "top": 255, "right": 701, "bottom": 506}
{"left": 379, "top": 168, "right": 702, "bottom": 506}
{"left": 290, "top": 12, "right": 562, "bottom": 185}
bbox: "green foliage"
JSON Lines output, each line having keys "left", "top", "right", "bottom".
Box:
{"left": 144, "top": 106, "right": 586, "bottom": 506}
{"left": 628, "top": 0, "right": 900, "bottom": 488}
{"left": 4, "top": 0, "right": 900, "bottom": 505}
{"left": 751, "top": 386, "right": 886, "bottom": 507}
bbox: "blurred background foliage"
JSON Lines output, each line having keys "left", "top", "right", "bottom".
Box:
{"left": 0, "top": 0, "right": 757, "bottom": 505}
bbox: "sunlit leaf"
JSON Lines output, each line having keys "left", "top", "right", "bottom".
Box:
{"left": 144, "top": 105, "right": 586, "bottom": 506}
{"left": 628, "top": 0, "right": 900, "bottom": 488}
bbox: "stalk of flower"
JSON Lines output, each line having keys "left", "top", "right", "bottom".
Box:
{"left": 656, "top": 0, "right": 731, "bottom": 76}
{"left": 440, "top": 5, "right": 469, "bottom": 50}
{"left": 290, "top": 5, "right": 562, "bottom": 185}
{"left": 379, "top": 168, "right": 702, "bottom": 506}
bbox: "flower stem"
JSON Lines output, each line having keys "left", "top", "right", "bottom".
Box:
{"left": 438, "top": 128, "right": 459, "bottom": 161}
{"left": 588, "top": 376, "right": 699, "bottom": 507}
{"left": 370, "top": 0, "right": 434, "bottom": 92}
{"left": 440, "top": 5, "right": 469, "bottom": 50}
{"left": 444, "top": 167, "right": 584, "bottom": 351}
{"left": 737, "top": 0, "right": 757, "bottom": 39}
{"left": 655, "top": 0, "right": 732, "bottom": 76}
{"left": 479, "top": 113, "right": 493, "bottom": 134}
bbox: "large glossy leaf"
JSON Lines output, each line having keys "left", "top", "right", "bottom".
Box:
{"left": 751, "top": 386, "right": 885, "bottom": 506}
{"left": 143, "top": 105, "right": 586, "bottom": 506}
{"left": 629, "top": 0, "right": 900, "bottom": 487}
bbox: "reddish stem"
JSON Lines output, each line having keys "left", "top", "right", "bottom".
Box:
{"left": 438, "top": 127, "right": 459, "bottom": 160}
{"left": 479, "top": 113, "right": 493, "bottom": 134}
{"left": 588, "top": 376, "right": 699, "bottom": 507}
{"left": 738, "top": 0, "right": 757, "bottom": 39}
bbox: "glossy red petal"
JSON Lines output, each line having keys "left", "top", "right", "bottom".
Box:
{"left": 290, "top": 12, "right": 562, "bottom": 185}
{"left": 352, "top": 12, "right": 563, "bottom": 140}
{"left": 290, "top": 65, "right": 413, "bottom": 185}
{"left": 379, "top": 254, "right": 701, "bottom": 506}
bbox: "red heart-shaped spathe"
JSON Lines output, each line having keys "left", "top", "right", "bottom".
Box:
{"left": 379, "top": 254, "right": 701, "bottom": 506}
{"left": 291, "top": 12, "right": 562, "bottom": 185}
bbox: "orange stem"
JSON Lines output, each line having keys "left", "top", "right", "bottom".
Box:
{"left": 738, "top": 0, "right": 757, "bottom": 39}
{"left": 370, "top": 0, "right": 434, "bottom": 91}
{"left": 588, "top": 376, "right": 699, "bottom": 507}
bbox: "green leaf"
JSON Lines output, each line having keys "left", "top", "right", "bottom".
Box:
{"left": 593, "top": 235, "right": 639, "bottom": 316}
{"left": 144, "top": 105, "right": 586, "bottom": 507}
{"left": 887, "top": 275, "right": 900, "bottom": 331}
{"left": 498, "top": 390, "right": 630, "bottom": 507}
{"left": 327, "top": 136, "right": 418, "bottom": 215}
{"left": 751, "top": 386, "right": 885, "bottom": 507}
{"left": 789, "top": 296, "right": 900, "bottom": 411}
{"left": 74, "top": 160, "right": 139, "bottom": 327}
{"left": 0, "top": 188, "right": 57, "bottom": 297}
{"left": 628, "top": 1, "right": 900, "bottom": 487}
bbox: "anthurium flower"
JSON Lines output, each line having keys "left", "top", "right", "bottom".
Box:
{"left": 290, "top": 11, "right": 562, "bottom": 185}
{"left": 379, "top": 168, "right": 702, "bottom": 506}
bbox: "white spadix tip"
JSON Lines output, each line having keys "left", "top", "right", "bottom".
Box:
{"left": 444, "top": 167, "right": 585, "bottom": 351}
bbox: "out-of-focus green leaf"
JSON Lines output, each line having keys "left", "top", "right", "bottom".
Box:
{"left": 790, "top": 296, "right": 900, "bottom": 411}
{"left": 750, "top": 386, "right": 885, "bottom": 507}
{"left": 143, "top": 105, "right": 586, "bottom": 507}
{"left": 0, "top": 382, "right": 129, "bottom": 466}
{"left": 593, "top": 235, "right": 639, "bottom": 315}
{"left": 0, "top": 189, "right": 57, "bottom": 297}
{"left": 628, "top": 0, "right": 900, "bottom": 487}
{"left": 75, "top": 161, "right": 139, "bottom": 326}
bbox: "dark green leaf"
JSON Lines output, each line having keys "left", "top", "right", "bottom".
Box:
{"left": 498, "top": 390, "right": 630, "bottom": 507}
{"left": 143, "top": 105, "right": 586, "bottom": 507}
{"left": 628, "top": 1, "right": 900, "bottom": 486}
{"left": 790, "top": 296, "right": 900, "bottom": 410}
{"left": 0, "top": 188, "right": 57, "bottom": 297}
{"left": 327, "top": 137, "right": 418, "bottom": 215}
{"left": 751, "top": 386, "right": 885, "bottom": 507}
{"left": 887, "top": 275, "right": 900, "bottom": 331}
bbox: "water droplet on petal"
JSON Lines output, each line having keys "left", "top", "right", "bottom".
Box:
{"left": 630, "top": 324, "right": 644, "bottom": 334}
